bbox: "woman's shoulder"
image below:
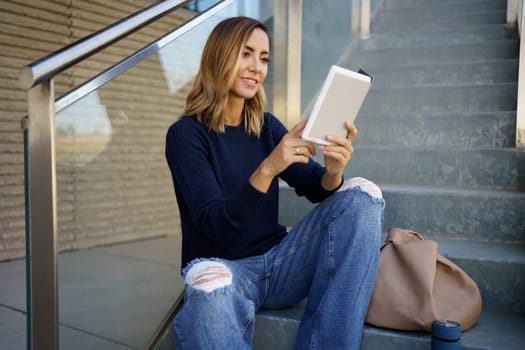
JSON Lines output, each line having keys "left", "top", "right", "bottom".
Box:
{"left": 263, "top": 112, "right": 287, "bottom": 130}
{"left": 263, "top": 111, "right": 288, "bottom": 137}
{"left": 168, "top": 115, "right": 200, "bottom": 131}
{"left": 167, "top": 115, "right": 207, "bottom": 137}
{"left": 166, "top": 115, "right": 209, "bottom": 147}
{"left": 263, "top": 111, "right": 279, "bottom": 124}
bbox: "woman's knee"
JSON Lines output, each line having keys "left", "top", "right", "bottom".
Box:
{"left": 175, "top": 259, "right": 255, "bottom": 347}
{"left": 184, "top": 260, "right": 233, "bottom": 293}
{"left": 335, "top": 178, "right": 384, "bottom": 246}
{"left": 337, "top": 177, "right": 383, "bottom": 200}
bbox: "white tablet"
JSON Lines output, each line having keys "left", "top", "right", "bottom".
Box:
{"left": 301, "top": 65, "right": 373, "bottom": 145}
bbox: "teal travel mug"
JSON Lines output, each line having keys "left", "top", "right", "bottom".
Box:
{"left": 431, "top": 320, "right": 461, "bottom": 350}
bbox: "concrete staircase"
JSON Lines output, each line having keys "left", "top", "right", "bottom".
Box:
{"left": 261, "top": 0, "right": 525, "bottom": 349}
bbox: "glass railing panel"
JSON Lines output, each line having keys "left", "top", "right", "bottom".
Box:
{"left": 301, "top": 1, "right": 358, "bottom": 113}
{"left": 53, "top": 0, "right": 282, "bottom": 348}
{"left": 185, "top": 0, "right": 223, "bottom": 12}
{"left": 301, "top": 0, "right": 381, "bottom": 114}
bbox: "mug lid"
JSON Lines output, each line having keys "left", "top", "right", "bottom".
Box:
{"left": 432, "top": 320, "right": 461, "bottom": 340}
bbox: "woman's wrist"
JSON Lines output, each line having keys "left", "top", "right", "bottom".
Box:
{"left": 250, "top": 161, "right": 277, "bottom": 193}
{"left": 321, "top": 169, "right": 343, "bottom": 191}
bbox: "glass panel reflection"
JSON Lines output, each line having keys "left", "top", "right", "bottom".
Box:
{"left": 56, "top": 92, "right": 112, "bottom": 167}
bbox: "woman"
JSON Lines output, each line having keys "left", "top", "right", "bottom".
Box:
{"left": 165, "top": 16, "right": 384, "bottom": 350}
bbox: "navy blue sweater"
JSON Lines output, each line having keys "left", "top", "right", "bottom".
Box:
{"left": 165, "top": 112, "right": 336, "bottom": 268}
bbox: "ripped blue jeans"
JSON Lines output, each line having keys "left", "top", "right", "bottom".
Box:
{"left": 172, "top": 178, "right": 385, "bottom": 350}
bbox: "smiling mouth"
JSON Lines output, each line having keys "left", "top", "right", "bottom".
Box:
{"left": 242, "top": 77, "right": 258, "bottom": 85}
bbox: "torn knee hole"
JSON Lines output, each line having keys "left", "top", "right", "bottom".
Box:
{"left": 185, "top": 261, "right": 232, "bottom": 292}
{"left": 338, "top": 177, "right": 383, "bottom": 199}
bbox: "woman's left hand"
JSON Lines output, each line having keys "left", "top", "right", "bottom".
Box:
{"left": 320, "top": 121, "right": 357, "bottom": 189}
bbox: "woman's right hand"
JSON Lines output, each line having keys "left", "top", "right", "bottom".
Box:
{"left": 250, "top": 120, "right": 315, "bottom": 192}
{"left": 266, "top": 119, "right": 316, "bottom": 175}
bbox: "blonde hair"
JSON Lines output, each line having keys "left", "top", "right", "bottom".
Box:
{"left": 184, "top": 16, "right": 270, "bottom": 136}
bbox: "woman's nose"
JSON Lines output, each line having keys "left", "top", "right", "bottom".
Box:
{"left": 249, "top": 57, "right": 262, "bottom": 72}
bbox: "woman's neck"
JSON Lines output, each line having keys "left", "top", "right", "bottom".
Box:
{"left": 225, "top": 96, "right": 245, "bottom": 126}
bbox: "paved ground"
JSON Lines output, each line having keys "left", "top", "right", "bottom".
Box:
{"left": 0, "top": 235, "right": 184, "bottom": 350}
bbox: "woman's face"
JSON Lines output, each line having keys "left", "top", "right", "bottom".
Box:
{"left": 229, "top": 28, "right": 270, "bottom": 101}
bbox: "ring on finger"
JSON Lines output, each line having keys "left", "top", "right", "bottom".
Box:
{"left": 296, "top": 147, "right": 301, "bottom": 154}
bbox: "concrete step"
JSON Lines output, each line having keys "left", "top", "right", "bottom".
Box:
{"left": 372, "top": 10, "right": 506, "bottom": 32}
{"left": 278, "top": 185, "right": 525, "bottom": 243}
{"left": 340, "top": 146, "right": 525, "bottom": 190}
{"left": 383, "top": 0, "right": 507, "bottom": 10}
{"left": 254, "top": 308, "right": 525, "bottom": 350}
{"left": 382, "top": 185, "right": 525, "bottom": 243}
{"left": 376, "top": 0, "right": 506, "bottom": 19}
{"left": 436, "top": 239, "right": 525, "bottom": 316}
{"left": 358, "top": 25, "right": 517, "bottom": 50}
{"left": 350, "top": 60, "right": 518, "bottom": 88}
{"left": 354, "top": 111, "right": 516, "bottom": 148}
{"left": 361, "top": 83, "right": 517, "bottom": 113}
{"left": 349, "top": 40, "right": 518, "bottom": 65}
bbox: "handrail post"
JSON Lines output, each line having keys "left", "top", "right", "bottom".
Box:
{"left": 518, "top": 9, "right": 525, "bottom": 148}
{"left": 27, "top": 80, "right": 59, "bottom": 350}
{"left": 351, "top": 0, "right": 360, "bottom": 33}
{"left": 351, "top": 0, "right": 371, "bottom": 39}
{"left": 360, "top": 0, "right": 371, "bottom": 39}
{"left": 21, "top": 116, "right": 32, "bottom": 350}
{"left": 272, "top": 0, "right": 288, "bottom": 121}
{"left": 287, "top": 0, "right": 302, "bottom": 127}
{"left": 507, "top": 0, "right": 519, "bottom": 25}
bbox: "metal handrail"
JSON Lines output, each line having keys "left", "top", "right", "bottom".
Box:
{"left": 19, "top": 0, "right": 188, "bottom": 90}
{"left": 55, "top": 0, "right": 235, "bottom": 113}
